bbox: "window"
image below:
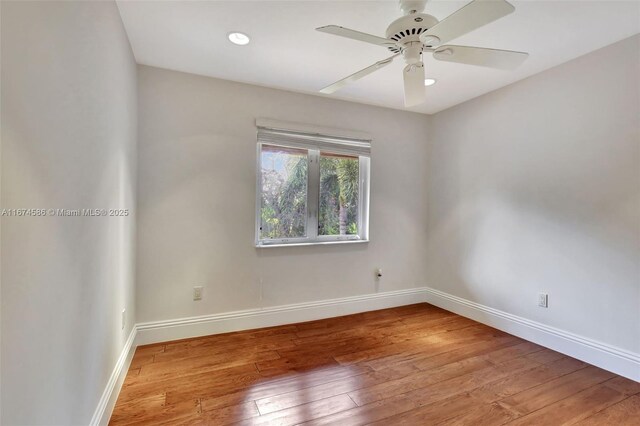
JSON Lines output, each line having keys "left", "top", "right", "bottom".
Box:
{"left": 259, "top": 145, "right": 308, "bottom": 240}
{"left": 319, "top": 152, "right": 360, "bottom": 236}
{"left": 256, "top": 123, "right": 370, "bottom": 246}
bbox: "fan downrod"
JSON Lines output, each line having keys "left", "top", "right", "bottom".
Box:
{"left": 399, "top": 0, "right": 428, "bottom": 15}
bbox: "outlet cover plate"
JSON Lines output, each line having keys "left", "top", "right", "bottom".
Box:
{"left": 538, "top": 293, "right": 548, "bottom": 308}
{"left": 193, "top": 286, "right": 203, "bottom": 301}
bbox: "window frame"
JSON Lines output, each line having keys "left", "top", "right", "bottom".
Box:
{"left": 255, "top": 141, "right": 370, "bottom": 248}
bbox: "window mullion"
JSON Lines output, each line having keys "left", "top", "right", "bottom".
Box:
{"left": 359, "top": 156, "right": 370, "bottom": 240}
{"left": 307, "top": 150, "right": 320, "bottom": 240}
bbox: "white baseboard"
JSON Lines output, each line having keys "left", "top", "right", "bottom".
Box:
{"left": 424, "top": 286, "right": 640, "bottom": 382}
{"left": 135, "top": 287, "right": 428, "bottom": 346}
{"left": 90, "top": 326, "right": 138, "bottom": 426}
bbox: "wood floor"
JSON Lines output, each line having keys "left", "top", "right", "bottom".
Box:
{"left": 110, "top": 304, "right": 640, "bottom": 425}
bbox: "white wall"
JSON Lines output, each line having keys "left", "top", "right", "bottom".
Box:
{"left": 136, "top": 65, "right": 430, "bottom": 323}
{"left": 427, "top": 35, "right": 640, "bottom": 356}
{"left": 1, "top": 1, "right": 137, "bottom": 424}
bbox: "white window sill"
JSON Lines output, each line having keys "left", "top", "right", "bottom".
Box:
{"left": 256, "top": 239, "right": 369, "bottom": 249}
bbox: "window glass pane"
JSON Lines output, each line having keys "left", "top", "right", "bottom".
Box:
{"left": 260, "top": 145, "right": 308, "bottom": 239}
{"left": 319, "top": 152, "right": 359, "bottom": 236}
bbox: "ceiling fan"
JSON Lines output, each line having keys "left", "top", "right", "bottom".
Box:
{"left": 316, "top": 0, "right": 528, "bottom": 107}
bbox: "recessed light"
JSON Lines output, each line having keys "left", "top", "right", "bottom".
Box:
{"left": 228, "top": 32, "right": 250, "bottom": 46}
{"left": 424, "top": 78, "right": 437, "bottom": 86}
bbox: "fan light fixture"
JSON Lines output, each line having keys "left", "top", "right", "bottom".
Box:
{"left": 424, "top": 78, "right": 437, "bottom": 86}
{"left": 228, "top": 32, "right": 250, "bottom": 46}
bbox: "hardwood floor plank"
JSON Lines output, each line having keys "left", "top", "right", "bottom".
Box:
{"left": 129, "top": 354, "right": 155, "bottom": 369}
{"left": 109, "top": 303, "right": 638, "bottom": 425}
{"left": 469, "top": 356, "right": 587, "bottom": 404}
{"left": 334, "top": 323, "right": 507, "bottom": 366}
{"left": 348, "top": 355, "right": 495, "bottom": 406}
{"left": 362, "top": 332, "right": 522, "bottom": 373}
{"left": 109, "top": 393, "right": 166, "bottom": 425}
{"left": 235, "top": 394, "right": 356, "bottom": 426}
{"left": 254, "top": 362, "right": 418, "bottom": 415}
{"left": 508, "top": 383, "right": 626, "bottom": 425}
{"left": 121, "top": 363, "right": 262, "bottom": 403}
{"left": 139, "top": 349, "right": 280, "bottom": 379}
{"left": 292, "top": 305, "right": 430, "bottom": 338}
{"left": 441, "top": 401, "right": 516, "bottom": 426}
{"left": 154, "top": 334, "right": 298, "bottom": 363}
{"left": 300, "top": 392, "right": 420, "bottom": 426}
{"left": 369, "top": 393, "right": 516, "bottom": 426}
{"left": 544, "top": 356, "right": 587, "bottom": 375}
{"left": 278, "top": 334, "right": 398, "bottom": 360}
{"left": 602, "top": 375, "right": 640, "bottom": 396}
{"left": 305, "top": 356, "right": 531, "bottom": 426}
{"left": 110, "top": 398, "right": 200, "bottom": 426}
{"left": 498, "top": 365, "right": 617, "bottom": 416}
{"left": 401, "top": 356, "right": 538, "bottom": 402}
{"left": 133, "top": 344, "right": 165, "bottom": 356}
{"left": 165, "top": 325, "right": 299, "bottom": 351}
{"left": 522, "top": 347, "right": 567, "bottom": 364}
{"left": 575, "top": 394, "right": 640, "bottom": 425}
{"left": 198, "top": 364, "right": 372, "bottom": 410}
{"left": 479, "top": 341, "right": 544, "bottom": 365}
{"left": 255, "top": 354, "right": 339, "bottom": 376}
{"left": 407, "top": 335, "right": 521, "bottom": 371}
{"left": 199, "top": 400, "right": 259, "bottom": 425}
{"left": 311, "top": 357, "right": 537, "bottom": 426}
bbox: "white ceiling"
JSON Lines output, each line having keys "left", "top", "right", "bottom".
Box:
{"left": 116, "top": 0, "right": 640, "bottom": 114}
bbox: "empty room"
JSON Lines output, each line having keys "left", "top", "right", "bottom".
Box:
{"left": 1, "top": 0, "right": 639, "bottom": 424}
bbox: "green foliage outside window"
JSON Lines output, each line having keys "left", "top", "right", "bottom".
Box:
{"left": 260, "top": 150, "right": 307, "bottom": 239}
{"left": 260, "top": 147, "right": 359, "bottom": 240}
{"left": 319, "top": 156, "right": 359, "bottom": 236}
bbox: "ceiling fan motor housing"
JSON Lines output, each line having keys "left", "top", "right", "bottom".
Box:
{"left": 385, "top": 13, "right": 439, "bottom": 54}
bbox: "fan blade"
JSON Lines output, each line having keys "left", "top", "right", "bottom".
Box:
{"left": 316, "top": 25, "right": 396, "bottom": 47}
{"left": 403, "top": 63, "right": 426, "bottom": 107}
{"left": 320, "top": 54, "right": 400, "bottom": 94}
{"left": 420, "top": 0, "right": 515, "bottom": 46}
{"left": 433, "top": 45, "right": 528, "bottom": 70}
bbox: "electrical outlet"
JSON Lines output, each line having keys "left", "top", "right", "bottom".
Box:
{"left": 538, "top": 293, "right": 548, "bottom": 308}
{"left": 121, "top": 309, "right": 126, "bottom": 330}
{"left": 193, "top": 286, "right": 203, "bottom": 301}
